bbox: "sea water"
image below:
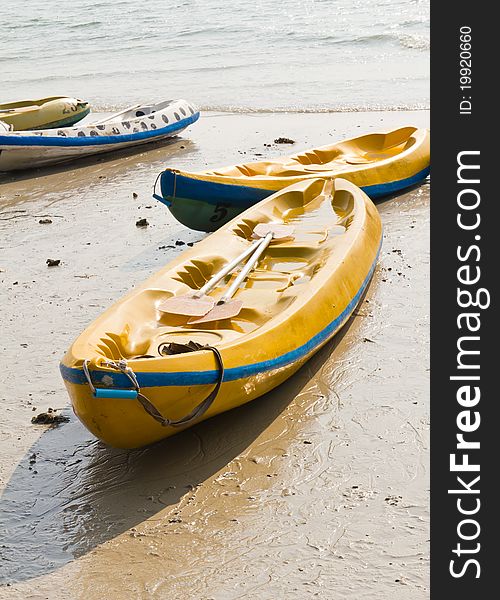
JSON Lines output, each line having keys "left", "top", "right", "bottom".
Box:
{"left": 0, "top": 0, "right": 429, "bottom": 112}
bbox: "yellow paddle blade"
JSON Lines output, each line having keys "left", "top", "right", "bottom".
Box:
{"left": 188, "top": 300, "right": 243, "bottom": 324}
{"left": 158, "top": 295, "right": 215, "bottom": 317}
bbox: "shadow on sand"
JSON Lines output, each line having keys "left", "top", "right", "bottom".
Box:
{"left": 0, "top": 136, "right": 195, "bottom": 186}
{"left": 0, "top": 322, "right": 354, "bottom": 585}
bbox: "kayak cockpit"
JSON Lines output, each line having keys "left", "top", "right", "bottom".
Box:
{"left": 73, "top": 178, "right": 358, "bottom": 363}
{"left": 205, "top": 126, "right": 421, "bottom": 180}
{"left": 114, "top": 99, "right": 193, "bottom": 121}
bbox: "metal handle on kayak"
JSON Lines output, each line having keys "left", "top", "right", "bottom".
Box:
{"left": 83, "top": 359, "right": 138, "bottom": 399}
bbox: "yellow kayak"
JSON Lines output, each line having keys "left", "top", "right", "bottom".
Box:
{"left": 60, "top": 177, "right": 382, "bottom": 449}
{"left": 155, "top": 126, "right": 430, "bottom": 232}
{"left": 0, "top": 96, "right": 90, "bottom": 131}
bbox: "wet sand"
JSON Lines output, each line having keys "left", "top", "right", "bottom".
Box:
{"left": 0, "top": 110, "right": 429, "bottom": 599}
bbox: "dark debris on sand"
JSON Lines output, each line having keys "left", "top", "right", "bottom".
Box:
{"left": 31, "top": 408, "right": 70, "bottom": 425}
{"left": 46, "top": 259, "right": 60, "bottom": 267}
{"left": 136, "top": 218, "right": 149, "bottom": 227}
{"left": 274, "top": 137, "right": 295, "bottom": 144}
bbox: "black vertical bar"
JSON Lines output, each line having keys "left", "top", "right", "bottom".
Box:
{"left": 431, "top": 4, "right": 498, "bottom": 597}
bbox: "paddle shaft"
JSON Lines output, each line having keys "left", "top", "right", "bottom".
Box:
{"left": 219, "top": 232, "right": 273, "bottom": 304}
{"left": 194, "top": 238, "right": 262, "bottom": 298}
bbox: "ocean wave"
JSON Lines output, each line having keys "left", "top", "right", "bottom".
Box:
{"left": 0, "top": 60, "right": 259, "bottom": 85}
{"left": 255, "top": 30, "right": 426, "bottom": 49}
{"left": 90, "top": 103, "right": 430, "bottom": 114}
{"left": 2, "top": 19, "right": 53, "bottom": 31}
{"left": 199, "top": 104, "right": 430, "bottom": 113}
{"left": 338, "top": 31, "right": 429, "bottom": 51}
{"left": 68, "top": 21, "right": 103, "bottom": 29}
{"left": 172, "top": 25, "right": 245, "bottom": 38}
{"left": 323, "top": 32, "right": 396, "bottom": 46}
{"left": 397, "top": 33, "right": 430, "bottom": 50}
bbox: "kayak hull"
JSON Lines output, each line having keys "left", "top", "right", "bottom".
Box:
{"left": 160, "top": 164, "right": 430, "bottom": 232}
{"left": 156, "top": 126, "right": 430, "bottom": 231}
{"left": 0, "top": 96, "right": 90, "bottom": 131}
{"left": 60, "top": 287, "right": 365, "bottom": 449}
{"left": 0, "top": 100, "right": 199, "bottom": 171}
{"left": 29, "top": 108, "right": 91, "bottom": 130}
{"left": 60, "top": 177, "right": 382, "bottom": 448}
{"left": 0, "top": 121, "right": 195, "bottom": 170}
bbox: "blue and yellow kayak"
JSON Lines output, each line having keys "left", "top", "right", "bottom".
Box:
{"left": 60, "top": 177, "right": 382, "bottom": 449}
{"left": 0, "top": 96, "right": 90, "bottom": 131}
{"left": 155, "top": 126, "right": 430, "bottom": 232}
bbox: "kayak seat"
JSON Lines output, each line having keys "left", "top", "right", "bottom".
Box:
{"left": 171, "top": 256, "right": 232, "bottom": 290}
{"left": 290, "top": 148, "right": 342, "bottom": 165}
{"left": 349, "top": 126, "right": 417, "bottom": 153}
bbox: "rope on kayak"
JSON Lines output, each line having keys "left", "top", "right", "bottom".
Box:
{"left": 152, "top": 170, "right": 174, "bottom": 206}
{"left": 82, "top": 346, "right": 224, "bottom": 428}
{"left": 152, "top": 170, "right": 171, "bottom": 206}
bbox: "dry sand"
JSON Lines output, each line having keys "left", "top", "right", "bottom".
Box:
{"left": 0, "top": 110, "right": 429, "bottom": 599}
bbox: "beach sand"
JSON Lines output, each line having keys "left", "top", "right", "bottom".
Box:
{"left": 0, "top": 110, "right": 429, "bottom": 599}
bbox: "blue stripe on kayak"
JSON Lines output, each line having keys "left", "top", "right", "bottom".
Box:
{"left": 160, "top": 169, "right": 269, "bottom": 208}
{"left": 361, "top": 166, "right": 430, "bottom": 198}
{"left": 158, "top": 165, "right": 430, "bottom": 208}
{"left": 59, "top": 240, "right": 381, "bottom": 390}
{"left": 0, "top": 112, "right": 199, "bottom": 147}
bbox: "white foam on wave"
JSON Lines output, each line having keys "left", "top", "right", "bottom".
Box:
{"left": 397, "top": 33, "right": 430, "bottom": 51}
{"left": 91, "top": 103, "right": 430, "bottom": 114}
